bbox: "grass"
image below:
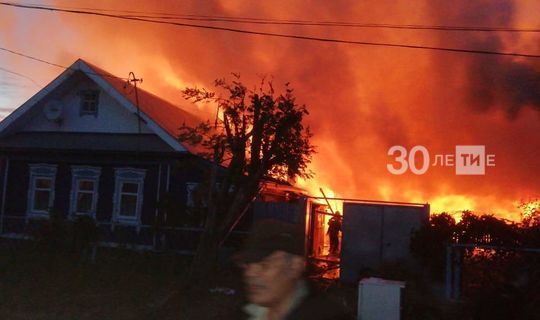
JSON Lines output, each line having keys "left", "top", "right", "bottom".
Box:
{"left": 5, "top": 239, "right": 519, "bottom": 320}
{"left": 0, "top": 240, "right": 245, "bottom": 320}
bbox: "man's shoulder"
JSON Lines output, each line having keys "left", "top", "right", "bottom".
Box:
{"left": 285, "top": 292, "right": 354, "bottom": 320}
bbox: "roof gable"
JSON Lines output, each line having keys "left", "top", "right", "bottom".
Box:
{"left": 0, "top": 59, "right": 204, "bottom": 154}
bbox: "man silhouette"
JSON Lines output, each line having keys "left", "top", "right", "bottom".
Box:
{"left": 327, "top": 214, "right": 342, "bottom": 256}
{"left": 236, "top": 219, "right": 351, "bottom": 320}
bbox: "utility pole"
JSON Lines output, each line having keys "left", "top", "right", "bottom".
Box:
{"left": 127, "top": 72, "right": 143, "bottom": 154}
{"left": 128, "top": 72, "right": 143, "bottom": 134}
{"left": 127, "top": 72, "right": 143, "bottom": 234}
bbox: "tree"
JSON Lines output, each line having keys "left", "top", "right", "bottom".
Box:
{"left": 519, "top": 199, "right": 540, "bottom": 228}
{"left": 178, "top": 75, "right": 314, "bottom": 283}
{"left": 518, "top": 200, "right": 540, "bottom": 247}
{"left": 456, "top": 211, "right": 519, "bottom": 247}
{"left": 411, "top": 210, "right": 539, "bottom": 318}
{"left": 410, "top": 212, "right": 456, "bottom": 278}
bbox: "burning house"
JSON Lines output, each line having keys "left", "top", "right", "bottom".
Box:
{"left": 0, "top": 59, "right": 429, "bottom": 282}
{"left": 255, "top": 194, "right": 429, "bottom": 282}
{"left": 0, "top": 59, "right": 296, "bottom": 252}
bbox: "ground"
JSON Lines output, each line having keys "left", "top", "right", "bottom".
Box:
{"left": 0, "top": 240, "right": 246, "bottom": 320}
{"left": 2, "top": 239, "right": 513, "bottom": 320}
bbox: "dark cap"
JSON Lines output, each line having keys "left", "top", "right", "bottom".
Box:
{"left": 236, "top": 219, "right": 305, "bottom": 264}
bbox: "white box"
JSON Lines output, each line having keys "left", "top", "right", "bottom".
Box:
{"left": 358, "top": 277, "right": 405, "bottom": 320}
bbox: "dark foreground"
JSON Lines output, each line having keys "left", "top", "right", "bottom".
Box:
{"left": 1, "top": 239, "right": 537, "bottom": 320}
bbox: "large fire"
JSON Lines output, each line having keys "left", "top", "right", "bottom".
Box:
{"left": 1, "top": 1, "right": 539, "bottom": 222}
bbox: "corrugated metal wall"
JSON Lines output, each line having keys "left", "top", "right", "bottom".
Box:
{"left": 340, "top": 202, "right": 429, "bottom": 283}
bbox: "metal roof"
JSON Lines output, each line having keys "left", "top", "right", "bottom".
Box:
{"left": 0, "top": 132, "right": 174, "bottom": 153}
{"left": 0, "top": 59, "right": 207, "bottom": 155}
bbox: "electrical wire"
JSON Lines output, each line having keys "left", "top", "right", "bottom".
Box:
{"left": 0, "top": 46, "right": 129, "bottom": 80}
{"left": 0, "top": 65, "right": 42, "bottom": 88}
{"left": 1, "top": 2, "right": 539, "bottom": 59}
{"left": 11, "top": 2, "right": 540, "bottom": 32}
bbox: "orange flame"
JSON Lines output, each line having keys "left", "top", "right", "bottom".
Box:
{"left": 1, "top": 1, "right": 538, "bottom": 223}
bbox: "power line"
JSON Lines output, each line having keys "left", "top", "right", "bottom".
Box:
{"left": 122, "top": 15, "right": 540, "bottom": 33}
{"left": 0, "top": 46, "right": 67, "bottom": 69}
{"left": 0, "top": 66, "right": 42, "bottom": 88}
{"left": 123, "top": 15, "right": 540, "bottom": 33}
{"left": 2, "top": 2, "right": 540, "bottom": 59}
{"left": 12, "top": 2, "right": 540, "bottom": 32}
{"left": 0, "top": 46, "right": 129, "bottom": 80}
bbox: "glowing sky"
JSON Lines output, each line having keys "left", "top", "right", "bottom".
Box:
{"left": 1, "top": 0, "right": 539, "bottom": 220}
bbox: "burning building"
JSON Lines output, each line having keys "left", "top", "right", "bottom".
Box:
{"left": 0, "top": 59, "right": 430, "bottom": 283}
{"left": 0, "top": 59, "right": 299, "bottom": 251}
{"left": 1, "top": 1, "right": 538, "bottom": 223}
{"left": 255, "top": 190, "right": 429, "bottom": 282}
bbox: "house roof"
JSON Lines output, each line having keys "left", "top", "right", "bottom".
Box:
{"left": 0, "top": 59, "right": 205, "bottom": 154}
{"left": 0, "top": 132, "right": 174, "bottom": 153}
{"left": 0, "top": 59, "right": 304, "bottom": 194}
{"left": 82, "top": 60, "right": 205, "bottom": 154}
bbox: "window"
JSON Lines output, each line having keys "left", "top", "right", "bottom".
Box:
{"left": 79, "top": 90, "right": 100, "bottom": 116}
{"left": 185, "top": 182, "right": 207, "bottom": 227}
{"left": 186, "top": 182, "right": 214, "bottom": 208}
{"left": 119, "top": 182, "right": 139, "bottom": 217}
{"left": 186, "top": 182, "right": 232, "bottom": 208}
{"left": 186, "top": 182, "right": 201, "bottom": 208}
{"left": 27, "top": 164, "right": 57, "bottom": 216}
{"left": 70, "top": 167, "right": 100, "bottom": 217}
{"left": 113, "top": 168, "right": 145, "bottom": 223}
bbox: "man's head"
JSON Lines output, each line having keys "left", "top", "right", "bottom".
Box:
{"left": 236, "top": 219, "right": 306, "bottom": 307}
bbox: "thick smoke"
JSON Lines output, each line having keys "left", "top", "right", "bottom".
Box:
{"left": 468, "top": 54, "right": 540, "bottom": 118}
{"left": 428, "top": 0, "right": 540, "bottom": 118}
{"left": 1, "top": 0, "right": 539, "bottom": 219}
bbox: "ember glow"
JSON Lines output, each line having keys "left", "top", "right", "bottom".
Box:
{"left": 1, "top": 0, "right": 539, "bottom": 221}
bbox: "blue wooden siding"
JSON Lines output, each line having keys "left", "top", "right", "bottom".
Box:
{"left": 0, "top": 154, "right": 227, "bottom": 252}
{"left": 0, "top": 153, "right": 263, "bottom": 253}
{"left": 4, "top": 159, "right": 29, "bottom": 222}
{"left": 0, "top": 157, "right": 6, "bottom": 219}
{"left": 55, "top": 163, "right": 71, "bottom": 216}
{"left": 95, "top": 166, "right": 114, "bottom": 222}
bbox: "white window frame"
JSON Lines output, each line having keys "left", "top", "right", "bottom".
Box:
{"left": 113, "top": 168, "right": 146, "bottom": 224}
{"left": 79, "top": 90, "right": 100, "bottom": 116}
{"left": 186, "top": 182, "right": 201, "bottom": 208}
{"left": 27, "top": 164, "right": 57, "bottom": 217}
{"left": 70, "top": 166, "right": 101, "bottom": 218}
